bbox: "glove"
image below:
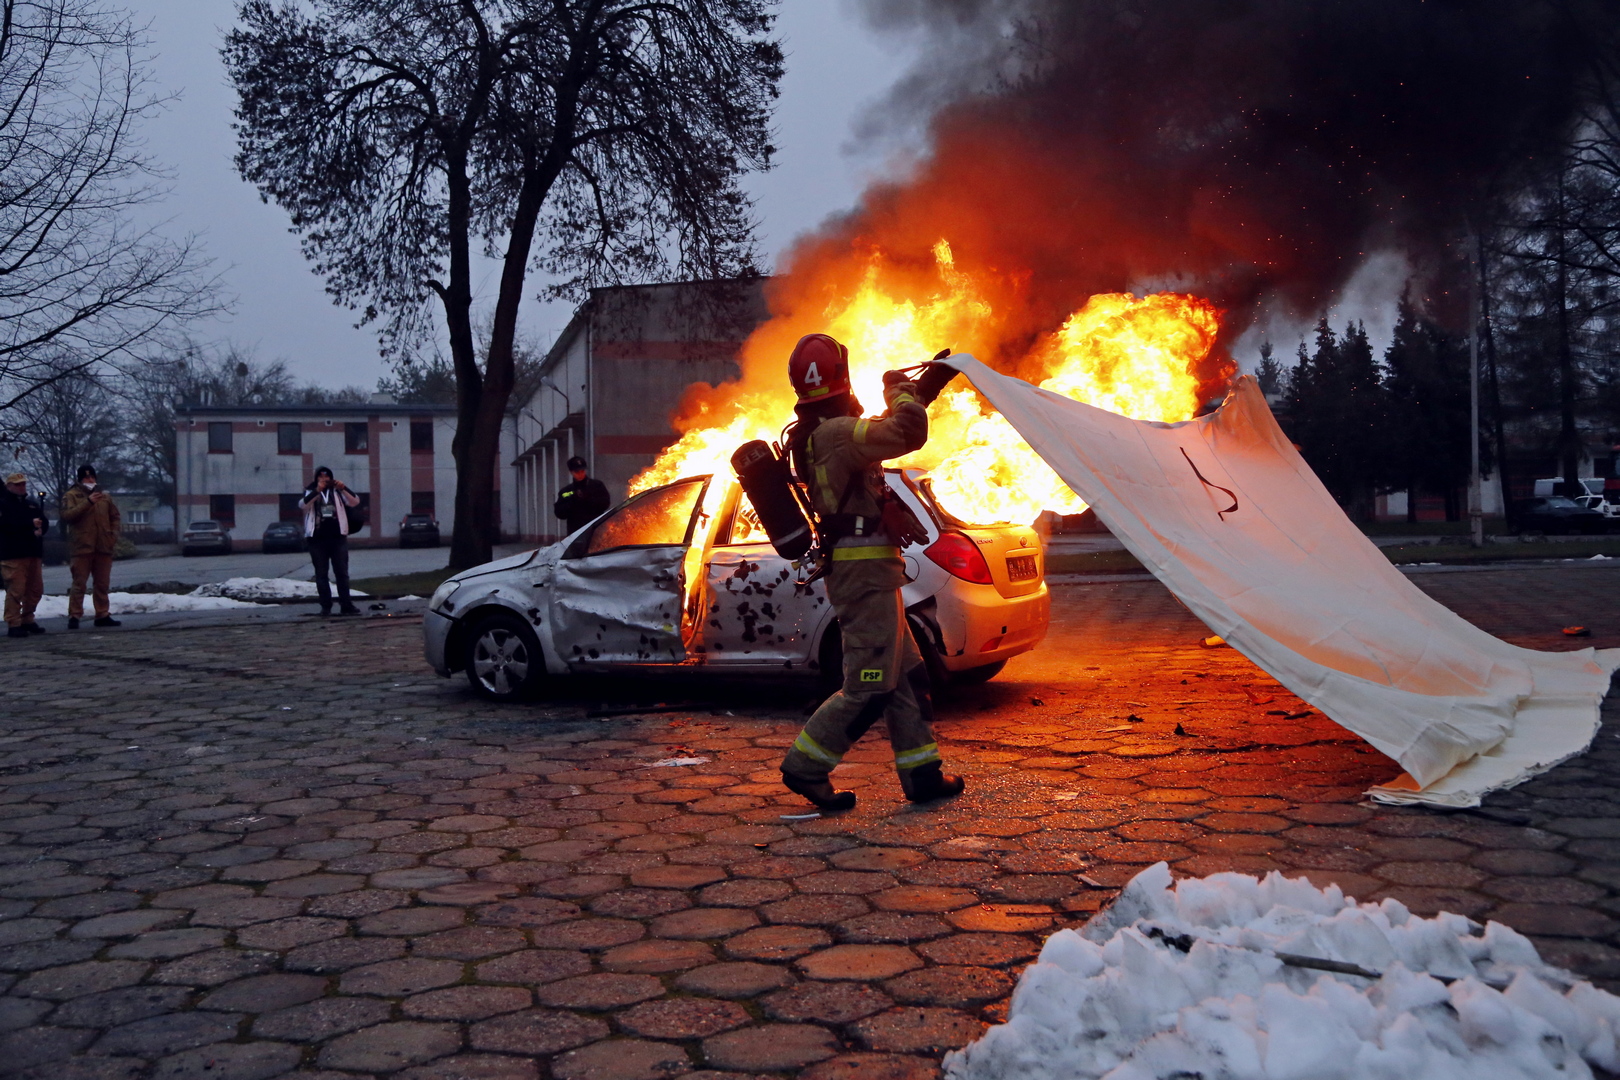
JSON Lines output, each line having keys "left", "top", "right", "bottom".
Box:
{"left": 882, "top": 369, "right": 909, "bottom": 388}
{"left": 915, "top": 360, "right": 961, "bottom": 406}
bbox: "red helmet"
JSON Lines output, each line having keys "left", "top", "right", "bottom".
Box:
{"left": 788, "top": 333, "right": 851, "bottom": 403}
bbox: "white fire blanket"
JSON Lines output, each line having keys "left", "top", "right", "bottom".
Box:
{"left": 946, "top": 354, "right": 1620, "bottom": 807}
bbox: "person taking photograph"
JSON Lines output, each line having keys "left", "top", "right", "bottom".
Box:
{"left": 300, "top": 466, "right": 362, "bottom": 616}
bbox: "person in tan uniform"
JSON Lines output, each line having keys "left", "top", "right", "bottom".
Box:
{"left": 778, "top": 333, "right": 965, "bottom": 810}
{"left": 60, "top": 464, "right": 121, "bottom": 628}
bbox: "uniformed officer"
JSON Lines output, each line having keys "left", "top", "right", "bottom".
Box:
{"left": 554, "top": 456, "right": 610, "bottom": 536}
{"left": 778, "top": 333, "right": 965, "bottom": 810}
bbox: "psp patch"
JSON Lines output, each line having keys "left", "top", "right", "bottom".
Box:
{"left": 860, "top": 669, "right": 884, "bottom": 683}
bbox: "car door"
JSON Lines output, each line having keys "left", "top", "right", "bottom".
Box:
{"left": 695, "top": 486, "right": 827, "bottom": 668}
{"left": 550, "top": 477, "right": 709, "bottom": 666}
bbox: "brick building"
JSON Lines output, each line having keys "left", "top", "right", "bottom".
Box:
{"left": 175, "top": 397, "right": 518, "bottom": 549}
{"left": 512, "top": 279, "right": 769, "bottom": 544}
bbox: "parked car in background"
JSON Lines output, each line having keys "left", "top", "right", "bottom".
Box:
{"left": 399, "top": 514, "right": 441, "bottom": 548}
{"left": 261, "top": 520, "right": 305, "bottom": 554}
{"left": 1513, "top": 497, "right": 1613, "bottom": 535}
{"left": 424, "top": 468, "right": 1051, "bottom": 701}
{"left": 181, "top": 520, "right": 233, "bottom": 556}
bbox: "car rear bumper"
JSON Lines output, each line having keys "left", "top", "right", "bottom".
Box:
{"left": 424, "top": 609, "right": 455, "bottom": 676}
{"left": 935, "top": 580, "right": 1050, "bottom": 671}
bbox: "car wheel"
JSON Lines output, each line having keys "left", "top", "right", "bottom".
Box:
{"left": 955, "top": 659, "right": 1008, "bottom": 684}
{"left": 464, "top": 611, "right": 544, "bottom": 702}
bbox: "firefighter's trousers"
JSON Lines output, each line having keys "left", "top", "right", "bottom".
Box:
{"left": 781, "top": 550, "right": 944, "bottom": 797}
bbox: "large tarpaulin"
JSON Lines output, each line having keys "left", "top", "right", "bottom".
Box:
{"left": 946, "top": 354, "right": 1620, "bottom": 807}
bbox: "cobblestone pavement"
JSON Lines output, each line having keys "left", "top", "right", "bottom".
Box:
{"left": 2, "top": 565, "right": 1619, "bottom": 1080}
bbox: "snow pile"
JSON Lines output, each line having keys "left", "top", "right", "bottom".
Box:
{"left": 190, "top": 577, "right": 366, "bottom": 602}
{"left": 33, "top": 592, "right": 259, "bottom": 616}
{"left": 945, "top": 862, "right": 1620, "bottom": 1080}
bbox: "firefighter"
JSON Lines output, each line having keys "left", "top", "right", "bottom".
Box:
{"left": 778, "top": 333, "right": 965, "bottom": 810}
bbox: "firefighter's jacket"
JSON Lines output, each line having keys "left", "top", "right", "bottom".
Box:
{"left": 804, "top": 381, "right": 926, "bottom": 551}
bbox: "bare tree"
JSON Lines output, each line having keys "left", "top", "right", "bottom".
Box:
{"left": 225, "top": 0, "right": 782, "bottom": 567}
{"left": 0, "top": 0, "right": 217, "bottom": 415}
{"left": 0, "top": 367, "right": 120, "bottom": 498}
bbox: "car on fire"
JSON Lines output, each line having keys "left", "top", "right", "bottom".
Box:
{"left": 423, "top": 469, "right": 1051, "bottom": 701}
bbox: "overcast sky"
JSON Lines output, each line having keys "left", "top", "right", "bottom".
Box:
{"left": 126, "top": 1, "right": 918, "bottom": 390}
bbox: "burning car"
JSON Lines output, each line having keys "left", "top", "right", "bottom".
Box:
{"left": 423, "top": 469, "right": 1049, "bottom": 701}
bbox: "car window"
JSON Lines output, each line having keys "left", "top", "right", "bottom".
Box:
{"left": 584, "top": 480, "right": 705, "bottom": 556}
{"left": 726, "top": 492, "right": 771, "bottom": 545}
{"left": 189, "top": 521, "right": 217, "bottom": 530}
{"left": 1545, "top": 496, "right": 1580, "bottom": 509}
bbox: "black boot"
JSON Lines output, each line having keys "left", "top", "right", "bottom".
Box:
{"left": 6, "top": 627, "right": 25, "bottom": 639}
{"left": 781, "top": 770, "right": 856, "bottom": 812}
{"left": 67, "top": 617, "right": 79, "bottom": 629}
{"left": 24, "top": 623, "right": 44, "bottom": 634}
{"left": 94, "top": 617, "right": 121, "bottom": 627}
{"left": 903, "top": 762, "right": 965, "bottom": 804}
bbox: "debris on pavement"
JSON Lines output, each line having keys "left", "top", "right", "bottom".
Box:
{"left": 1201, "top": 634, "right": 1227, "bottom": 647}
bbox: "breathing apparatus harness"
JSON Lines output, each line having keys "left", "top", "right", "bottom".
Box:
{"left": 728, "top": 350, "right": 961, "bottom": 585}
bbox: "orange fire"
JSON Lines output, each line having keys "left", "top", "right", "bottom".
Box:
{"left": 630, "top": 241, "right": 1221, "bottom": 524}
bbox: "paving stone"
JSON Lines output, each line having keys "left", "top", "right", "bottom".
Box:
{"left": 16, "top": 959, "right": 149, "bottom": 1000}
{"left": 630, "top": 864, "right": 727, "bottom": 889}
{"left": 341, "top": 957, "right": 465, "bottom": 996}
{"left": 850, "top": 1006, "right": 985, "bottom": 1052}
{"left": 152, "top": 949, "right": 278, "bottom": 987}
{"left": 916, "top": 934, "right": 1038, "bottom": 967}
{"left": 551, "top": 1038, "right": 693, "bottom": 1080}
{"left": 945, "top": 904, "right": 1056, "bottom": 933}
{"left": 360, "top": 906, "right": 467, "bottom": 935}
{"left": 253, "top": 996, "right": 393, "bottom": 1041}
{"left": 724, "top": 925, "right": 832, "bottom": 961}
{"left": 871, "top": 886, "right": 978, "bottom": 913}
{"left": 1490, "top": 903, "right": 1620, "bottom": 938}
{"left": 797, "top": 944, "right": 922, "bottom": 981}
{"left": 283, "top": 936, "right": 407, "bottom": 973}
{"left": 150, "top": 1040, "right": 303, "bottom": 1080}
{"left": 535, "top": 973, "right": 665, "bottom": 1010}
{"left": 235, "top": 917, "right": 348, "bottom": 950}
{"left": 68, "top": 909, "right": 185, "bottom": 938}
{"left": 650, "top": 907, "right": 759, "bottom": 940}
{"left": 318, "top": 1020, "right": 462, "bottom": 1071}
{"left": 674, "top": 961, "right": 796, "bottom": 998}
{"left": 397, "top": 1053, "right": 540, "bottom": 1080}
{"left": 414, "top": 925, "right": 527, "bottom": 960}
{"left": 761, "top": 981, "right": 892, "bottom": 1023}
{"left": 0, "top": 1025, "right": 95, "bottom": 1070}
{"left": 105, "top": 928, "right": 225, "bottom": 960}
{"left": 702, "top": 1023, "right": 839, "bottom": 1071}
{"left": 469, "top": 1008, "right": 609, "bottom": 1055}
{"left": 477, "top": 897, "right": 583, "bottom": 928}
{"left": 190, "top": 897, "right": 306, "bottom": 928}
{"left": 372, "top": 867, "right": 469, "bottom": 890}
{"left": 800, "top": 1053, "right": 940, "bottom": 1080}
{"left": 884, "top": 965, "right": 1013, "bottom": 1007}
{"left": 404, "top": 985, "right": 533, "bottom": 1021}
{"left": 698, "top": 879, "right": 792, "bottom": 907}
{"left": 0, "top": 996, "right": 51, "bottom": 1033}
{"left": 616, "top": 998, "right": 752, "bottom": 1039}
{"left": 836, "top": 912, "right": 954, "bottom": 944}
{"left": 760, "top": 894, "right": 870, "bottom": 925}
{"left": 199, "top": 973, "right": 329, "bottom": 1013}
{"left": 52, "top": 985, "right": 192, "bottom": 1027}
{"left": 829, "top": 848, "right": 928, "bottom": 873}
{"left": 0, "top": 939, "right": 100, "bottom": 971}
{"left": 93, "top": 1010, "right": 243, "bottom": 1056}
{"left": 477, "top": 949, "right": 594, "bottom": 985}
{"left": 421, "top": 882, "right": 522, "bottom": 905}
{"left": 588, "top": 888, "right": 693, "bottom": 919}
{"left": 307, "top": 889, "right": 409, "bottom": 918}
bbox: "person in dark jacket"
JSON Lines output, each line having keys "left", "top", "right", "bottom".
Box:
{"left": 554, "top": 456, "right": 610, "bottom": 536}
{"left": 1, "top": 471, "right": 49, "bottom": 637}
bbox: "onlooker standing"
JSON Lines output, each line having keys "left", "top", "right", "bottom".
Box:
{"left": 0, "top": 471, "right": 48, "bottom": 638}
{"left": 300, "top": 466, "right": 362, "bottom": 616}
{"left": 554, "top": 455, "right": 610, "bottom": 536}
{"left": 60, "top": 465, "right": 120, "bottom": 629}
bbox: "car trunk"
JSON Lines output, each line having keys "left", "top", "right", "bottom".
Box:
{"left": 959, "top": 524, "right": 1044, "bottom": 599}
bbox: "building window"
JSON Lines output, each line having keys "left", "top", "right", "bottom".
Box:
{"left": 411, "top": 491, "right": 435, "bottom": 516}
{"left": 208, "top": 422, "right": 233, "bottom": 454}
{"left": 280, "top": 494, "right": 303, "bottom": 522}
{"left": 410, "top": 420, "right": 433, "bottom": 453}
{"left": 127, "top": 510, "right": 150, "bottom": 526}
{"left": 345, "top": 422, "right": 369, "bottom": 454}
{"left": 278, "top": 423, "right": 302, "bottom": 454}
{"left": 209, "top": 494, "right": 236, "bottom": 528}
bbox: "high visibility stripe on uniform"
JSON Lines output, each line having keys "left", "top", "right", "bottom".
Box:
{"left": 831, "top": 546, "right": 901, "bottom": 561}
{"left": 894, "top": 742, "right": 941, "bottom": 769}
{"left": 853, "top": 418, "right": 871, "bottom": 444}
{"left": 792, "top": 730, "right": 842, "bottom": 767}
{"left": 890, "top": 393, "right": 916, "bottom": 407}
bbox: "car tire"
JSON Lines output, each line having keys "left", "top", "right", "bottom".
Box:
{"left": 463, "top": 611, "right": 544, "bottom": 702}
{"left": 955, "top": 659, "right": 1008, "bottom": 684}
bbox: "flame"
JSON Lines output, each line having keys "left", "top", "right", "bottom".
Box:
{"left": 630, "top": 242, "right": 1222, "bottom": 525}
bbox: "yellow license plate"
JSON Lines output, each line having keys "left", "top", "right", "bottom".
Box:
{"left": 1006, "top": 554, "right": 1038, "bottom": 581}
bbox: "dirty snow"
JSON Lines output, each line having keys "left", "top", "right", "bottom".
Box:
{"left": 33, "top": 592, "right": 259, "bottom": 617}
{"left": 945, "top": 862, "right": 1620, "bottom": 1080}
{"left": 190, "top": 577, "right": 367, "bottom": 602}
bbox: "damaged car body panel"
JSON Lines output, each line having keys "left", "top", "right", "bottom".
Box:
{"left": 424, "top": 469, "right": 1049, "bottom": 700}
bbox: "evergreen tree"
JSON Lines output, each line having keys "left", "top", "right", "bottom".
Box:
{"left": 1255, "top": 340, "right": 1287, "bottom": 397}
{"left": 1284, "top": 318, "right": 1390, "bottom": 519}
{"left": 1382, "top": 299, "right": 1480, "bottom": 521}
